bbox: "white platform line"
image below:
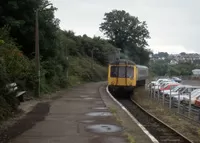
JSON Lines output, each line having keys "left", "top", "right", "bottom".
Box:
{"left": 106, "top": 86, "right": 159, "bottom": 143}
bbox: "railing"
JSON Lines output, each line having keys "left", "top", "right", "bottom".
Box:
{"left": 147, "top": 85, "right": 200, "bottom": 123}
{"left": 151, "top": 75, "right": 200, "bottom": 81}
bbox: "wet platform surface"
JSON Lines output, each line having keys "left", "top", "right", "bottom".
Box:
{"left": 11, "top": 82, "right": 128, "bottom": 143}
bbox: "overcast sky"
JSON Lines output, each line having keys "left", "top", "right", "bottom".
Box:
{"left": 51, "top": 0, "right": 200, "bottom": 54}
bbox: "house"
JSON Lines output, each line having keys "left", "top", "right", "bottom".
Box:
{"left": 169, "top": 59, "right": 178, "bottom": 65}
{"left": 192, "top": 69, "right": 200, "bottom": 76}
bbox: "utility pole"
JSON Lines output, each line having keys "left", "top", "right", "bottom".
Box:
{"left": 66, "top": 44, "right": 69, "bottom": 79}
{"left": 35, "top": 9, "right": 40, "bottom": 97}
{"left": 91, "top": 48, "right": 94, "bottom": 69}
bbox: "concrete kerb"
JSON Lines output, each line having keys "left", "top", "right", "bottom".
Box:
{"left": 105, "top": 86, "right": 159, "bottom": 143}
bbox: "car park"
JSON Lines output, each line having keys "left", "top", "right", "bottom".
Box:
{"left": 159, "top": 83, "right": 180, "bottom": 93}
{"left": 181, "top": 88, "right": 200, "bottom": 104}
{"left": 150, "top": 79, "right": 175, "bottom": 89}
{"left": 172, "top": 77, "right": 182, "bottom": 83}
{"left": 164, "top": 85, "right": 194, "bottom": 98}
{"left": 161, "top": 85, "right": 185, "bottom": 95}
{"left": 151, "top": 81, "right": 177, "bottom": 93}
{"left": 194, "top": 97, "right": 200, "bottom": 107}
{"left": 173, "top": 88, "right": 200, "bottom": 102}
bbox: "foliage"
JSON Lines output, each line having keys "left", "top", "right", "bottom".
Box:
{"left": 0, "top": 0, "right": 60, "bottom": 59}
{"left": 0, "top": 27, "right": 35, "bottom": 121}
{"left": 153, "top": 52, "right": 169, "bottom": 58}
{"left": 150, "top": 60, "right": 194, "bottom": 76}
{"left": 100, "top": 9, "right": 151, "bottom": 65}
{"left": 0, "top": 1, "right": 151, "bottom": 122}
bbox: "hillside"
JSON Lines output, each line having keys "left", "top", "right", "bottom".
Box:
{"left": 0, "top": 0, "right": 151, "bottom": 122}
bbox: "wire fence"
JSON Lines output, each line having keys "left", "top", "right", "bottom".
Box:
{"left": 147, "top": 85, "right": 200, "bottom": 123}
{"left": 152, "top": 76, "right": 200, "bottom": 81}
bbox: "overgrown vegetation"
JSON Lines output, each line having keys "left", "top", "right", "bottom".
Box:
{"left": 150, "top": 59, "right": 198, "bottom": 76}
{"left": 0, "top": 0, "right": 151, "bottom": 121}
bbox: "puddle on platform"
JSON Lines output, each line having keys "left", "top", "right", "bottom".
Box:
{"left": 86, "top": 112, "right": 112, "bottom": 117}
{"left": 84, "top": 97, "right": 94, "bottom": 100}
{"left": 93, "top": 107, "right": 108, "bottom": 110}
{"left": 86, "top": 124, "right": 122, "bottom": 133}
{"left": 80, "top": 120, "right": 95, "bottom": 123}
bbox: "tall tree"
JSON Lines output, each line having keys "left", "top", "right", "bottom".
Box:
{"left": 0, "top": 0, "right": 59, "bottom": 59}
{"left": 99, "top": 10, "right": 151, "bottom": 64}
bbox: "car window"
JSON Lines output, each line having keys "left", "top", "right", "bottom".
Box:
{"left": 191, "top": 89, "right": 200, "bottom": 95}
{"left": 178, "top": 87, "right": 185, "bottom": 92}
{"left": 172, "top": 86, "right": 181, "bottom": 91}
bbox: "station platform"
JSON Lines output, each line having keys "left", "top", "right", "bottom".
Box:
{"left": 9, "top": 82, "right": 154, "bottom": 143}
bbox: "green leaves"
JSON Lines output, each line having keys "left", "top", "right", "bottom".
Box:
{"left": 100, "top": 9, "right": 151, "bottom": 64}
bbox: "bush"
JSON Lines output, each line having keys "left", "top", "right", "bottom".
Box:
{"left": 68, "top": 56, "right": 107, "bottom": 85}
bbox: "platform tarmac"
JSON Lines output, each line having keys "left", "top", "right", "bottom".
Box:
{"left": 8, "top": 82, "right": 154, "bottom": 143}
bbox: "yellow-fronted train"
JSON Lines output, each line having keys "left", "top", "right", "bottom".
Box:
{"left": 107, "top": 59, "right": 148, "bottom": 96}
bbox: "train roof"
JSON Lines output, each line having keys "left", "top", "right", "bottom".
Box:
{"left": 109, "top": 59, "right": 136, "bottom": 65}
{"left": 136, "top": 65, "right": 148, "bottom": 69}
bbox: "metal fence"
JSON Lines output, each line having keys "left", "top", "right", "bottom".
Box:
{"left": 152, "top": 76, "right": 200, "bottom": 81}
{"left": 147, "top": 86, "right": 200, "bottom": 123}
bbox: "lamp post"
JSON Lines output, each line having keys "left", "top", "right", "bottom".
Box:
{"left": 91, "top": 48, "right": 98, "bottom": 69}
{"left": 35, "top": 9, "right": 40, "bottom": 97}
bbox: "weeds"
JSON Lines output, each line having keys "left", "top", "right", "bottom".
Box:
{"left": 109, "top": 106, "right": 123, "bottom": 125}
{"left": 124, "top": 132, "right": 136, "bottom": 143}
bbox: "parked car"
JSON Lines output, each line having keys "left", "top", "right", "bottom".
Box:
{"left": 165, "top": 85, "right": 194, "bottom": 98}
{"left": 161, "top": 84, "right": 184, "bottom": 95}
{"left": 172, "top": 77, "right": 182, "bottom": 83}
{"left": 173, "top": 88, "right": 200, "bottom": 102}
{"left": 194, "top": 97, "right": 200, "bottom": 107}
{"left": 151, "top": 81, "right": 176, "bottom": 93}
{"left": 181, "top": 88, "right": 200, "bottom": 104}
{"left": 160, "top": 83, "right": 180, "bottom": 93}
{"left": 150, "top": 79, "right": 175, "bottom": 90}
{"left": 150, "top": 78, "right": 171, "bottom": 87}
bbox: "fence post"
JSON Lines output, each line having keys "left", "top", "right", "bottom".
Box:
{"left": 178, "top": 92, "right": 180, "bottom": 113}
{"left": 150, "top": 86, "right": 152, "bottom": 99}
{"left": 149, "top": 84, "right": 151, "bottom": 98}
{"left": 163, "top": 90, "right": 165, "bottom": 106}
{"left": 188, "top": 92, "right": 191, "bottom": 118}
{"left": 157, "top": 85, "right": 160, "bottom": 101}
{"left": 169, "top": 88, "right": 172, "bottom": 109}
{"left": 198, "top": 110, "right": 200, "bottom": 121}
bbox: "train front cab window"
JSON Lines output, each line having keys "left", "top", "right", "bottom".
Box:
{"left": 110, "top": 66, "right": 134, "bottom": 79}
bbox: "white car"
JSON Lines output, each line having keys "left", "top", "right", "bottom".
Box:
{"left": 182, "top": 88, "right": 200, "bottom": 104}
{"left": 172, "top": 89, "right": 200, "bottom": 102}
{"left": 161, "top": 84, "right": 184, "bottom": 95}
{"left": 151, "top": 79, "right": 175, "bottom": 90}
{"left": 164, "top": 85, "right": 195, "bottom": 98}
{"left": 152, "top": 81, "right": 176, "bottom": 92}
{"left": 150, "top": 78, "right": 171, "bottom": 87}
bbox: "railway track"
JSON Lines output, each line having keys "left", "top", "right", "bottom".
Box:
{"left": 112, "top": 94, "right": 193, "bottom": 143}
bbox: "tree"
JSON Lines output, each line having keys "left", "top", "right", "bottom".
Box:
{"left": 0, "top": 0, "right": 59, "bottom": 59}
{"left": 157, "top": 52, "right": 169, "bottom": 58}
{"left": 100, "top": 10, "right": 150, "bottom": 51}
{"left": 99, "top": 10, "right": 151, "bottom": 64}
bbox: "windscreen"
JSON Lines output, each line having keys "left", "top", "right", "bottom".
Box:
{"left": 110, "top": 66, "right": 134, "bottom": 78}
{"left": 191, "top": 90, "right": 200, "bottom": 97}
{"left": 178, "top": 87, "right": 185, "bottom": 92}
{"left": 172, "top": 86, "right": 180, "bottom": 92}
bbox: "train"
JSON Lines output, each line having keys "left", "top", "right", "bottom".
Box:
{"left": 107, "top": 59, "right": 149, "bottom": 95}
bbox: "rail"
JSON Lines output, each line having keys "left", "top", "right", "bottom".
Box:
{"left": 110, "top": 93, "right": 193, "bottom": 143}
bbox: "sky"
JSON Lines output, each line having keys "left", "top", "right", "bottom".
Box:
{"left": 51, "top": 0, "right": 200, "bottom": 54}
